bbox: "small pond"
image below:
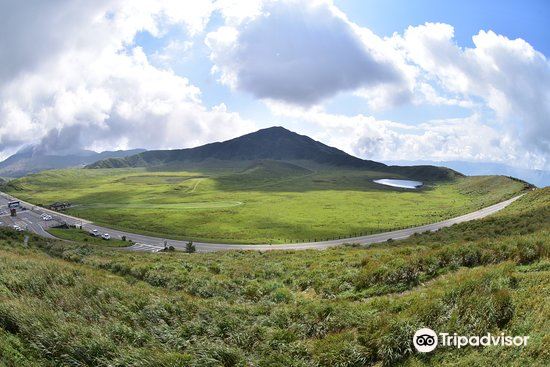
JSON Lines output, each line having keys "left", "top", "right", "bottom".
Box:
{"left": 373, "top": 179, "right": 423, "bottom": 189}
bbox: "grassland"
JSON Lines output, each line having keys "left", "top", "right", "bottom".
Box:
{"left": 0, "top": 188, "right": 548, "bottom": 366}
{"left": 47, "top": 227, "right": 129, "bottom": 247}
{"left": 3, "top": 164, "right": 529, "bottom": 243}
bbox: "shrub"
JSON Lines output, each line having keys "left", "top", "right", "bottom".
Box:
{"left": 185, "top": 241, "right": 196, "bottom": 253}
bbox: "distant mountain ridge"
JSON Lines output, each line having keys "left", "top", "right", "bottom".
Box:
{"left": 87, "top": 127, "right": 462, "bottom": 181}
{"left": 385, "top": 160, "right": 549, "bottom": 187}
{"left": 0, "top": 147, "right": 146, "bottom": 178}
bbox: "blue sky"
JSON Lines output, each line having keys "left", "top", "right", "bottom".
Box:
{"left": 0, "top": 0, "right": 548, "bottom": 171}
{"left": 336, "top": 0, "right": 549, "bottom": 53}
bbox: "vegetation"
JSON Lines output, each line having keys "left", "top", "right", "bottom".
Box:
{"left": 0, "top": 188, "right": 548, "bottom": 366}
{"left": 0, "top": 146, "right": 146, "bottom": 178}
{"left": 47, "top": 227, "right": 129, "bottom": 247}
{"left": 3, "top": 167, "right": 528, "bottom": 244}
{"left": 185, "top": 241, "right": 196, "bottom": 253}
{"left": 2, "top": 127, "right": 530, "bottom": 244}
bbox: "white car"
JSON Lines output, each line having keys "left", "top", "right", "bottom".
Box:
{"left": 13, "top": 225, "right": 23, "bottom": 232}
{"left": 41, "top": 214, "right": 52, "bottom": 221}
{"left": 101, "top": 233, "right": 111, "bottom": 240}
{"left": 90, "top": 229, "right": 100, "bottom": 237}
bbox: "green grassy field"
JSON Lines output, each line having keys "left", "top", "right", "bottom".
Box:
{"left": 47, "top": 227, "right": 129, "bottom": 247}
{"left": 3, "top": 164, "right": 529, "bottom": 243}
{"left": 0, "top": 188, "right": 547, "bottom": 366}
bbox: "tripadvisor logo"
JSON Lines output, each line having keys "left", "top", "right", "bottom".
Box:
{"left": 413, "top": 328, "right": 529, "bottom": 353}
{"left": 413, "top": 328, "right": 438, "bottom": 352}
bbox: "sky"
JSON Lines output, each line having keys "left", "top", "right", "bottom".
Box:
{"left": 0, "top": 0, "right": 548, "bottom": 170}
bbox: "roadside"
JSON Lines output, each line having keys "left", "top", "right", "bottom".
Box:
{"left": 47, "top": 227, "right": 129, "bottom": 247}
{"left": 0, "top": 190, "right": 526, "bottom": 253}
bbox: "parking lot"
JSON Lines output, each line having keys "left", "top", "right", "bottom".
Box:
{"left": 0, "top": 195, "right": 65, "bottom": 239}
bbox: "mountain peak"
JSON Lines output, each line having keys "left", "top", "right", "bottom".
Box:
{"left": 88, "top": 126, "right": 386, "bottom": 170}
{"left": 85, "top": 127, "right": 462, "bottom": 182}
{"left": 255, "top": 126, "right": 292, "bottom": 134}
{"left": 258, "top": 126, "right": 288, "bottom": 132}
{"left": 236, "top": 126, "right": 303, "bottom": 140}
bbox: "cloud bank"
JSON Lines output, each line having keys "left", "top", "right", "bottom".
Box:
{"left": 206, "top": 1, "right": 548, "bottom": 168}
{"left": 0, "top": 0, "right": 548, "bottom": 170}
{"left": 394, "top": 23, "right": 550, "bottom": 164}
{"left": 0, "top": 0, "right": 252, "bottom": 157}
{"left": 206, "top": 0, "right": 409, "bottom": 106}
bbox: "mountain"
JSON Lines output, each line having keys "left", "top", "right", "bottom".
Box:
{"left": 89, "top": 127, "right": 385, "bottom": 170}
{"left": 0, "top": 147, "right": 146, "bottom": 178}
{"left": 384, "top": 160, "right": 550, "bottom": 187}
{"left": 87, "top": 126, "right": 462, "bottom": 181}
{"left": 219, "top": 160, "right": 313, "bottom": 185}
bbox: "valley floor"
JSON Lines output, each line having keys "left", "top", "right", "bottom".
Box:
{"left": 3, "top": 167, "right": 529, "bottom": 243}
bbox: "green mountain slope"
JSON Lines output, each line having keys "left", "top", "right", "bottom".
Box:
{"left": 217, "top": 160, "right": 313, "bottom": 188}
{"left": 0, "top": 188, "right": 547, "bottom": 366}
{"left": 0, "top": 146, "right": 146, "bottom": 178}
{"left": 87, "top": 127, "right": 462, "bottom": 182}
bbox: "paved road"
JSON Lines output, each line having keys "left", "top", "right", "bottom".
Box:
{"left": 0, "top": 191, "right": 524, "bottom": 253}
{"left": 0, "top": 201, "right": 58, "bottom": 239}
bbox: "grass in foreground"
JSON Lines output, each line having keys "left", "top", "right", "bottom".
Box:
{"left": 3, "top": 167, "right": 529, "bottom": 243}
{"left": 0, "top": 188, "right": 548, "bottom": 366}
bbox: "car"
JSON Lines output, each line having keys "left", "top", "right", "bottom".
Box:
{"left": 13, "top": 225, "right": 23, "bottom": 232}
{"left": 101, "top": 233, "right": 111, "bottom": 240}
{"left": 89, "top": 229, "right": 100, "bottom": 237}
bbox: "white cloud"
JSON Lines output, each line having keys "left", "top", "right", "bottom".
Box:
{"left": 0, "top": 0, "right": 255, "bottom": 156}
{"left": 206, "top": 0, "right": 409, "bottom": 106}
{"left": 394, "top": 23, "right": 550, "bottom": 164}
{"left": 213, "top": 0, "right": 264, "bottom": 25}
{"left": 206, "top": 2, "right": 549, "bottom": 169}
{"left": 151, "top": 40, "right": 194, "bottom": 66}
{"left": 415, "top": 82, "right": 474, "bottom": 108}
{"left": 267, "top": 101, "right": 542, "bottom": 169}
{"left": 0, "top": 1, "right": 548, "bottom": 172}
{"left": 263, "top": 19, "right": 549, "bottom": 169}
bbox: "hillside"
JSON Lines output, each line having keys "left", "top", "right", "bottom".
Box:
{"left": 87, "top": 127, "right": 461, "bottom": 181}
{"left": 217, "top": 160, "right": 313, "bottom": 188}
{"left": 386, "top": 159, "right": 550, "bottom": 187}
{"left": 0, "top": 188, "right": 547, "bottom": 366}
{"left": 0, "top": 146, "right": 146, "bottom": 178}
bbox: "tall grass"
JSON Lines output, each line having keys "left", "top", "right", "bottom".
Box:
{"left": 0, "top": 188, "right": 547, "bottom": 366}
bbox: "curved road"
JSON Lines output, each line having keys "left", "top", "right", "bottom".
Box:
{"left": 0, "top": 191, "right": 524, "bottom": 253}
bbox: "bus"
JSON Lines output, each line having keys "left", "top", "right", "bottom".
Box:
{"left": 8, "top": 201, "right": 21, "bottom": 209}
